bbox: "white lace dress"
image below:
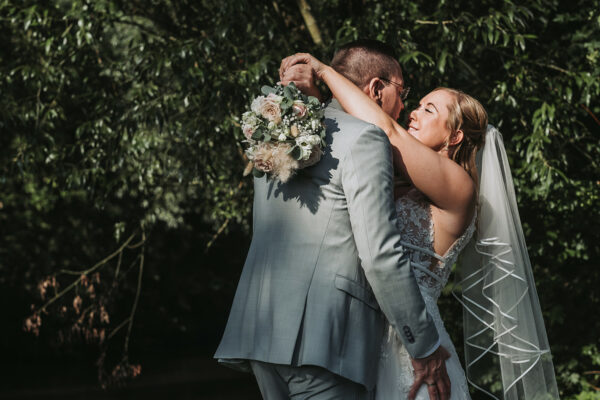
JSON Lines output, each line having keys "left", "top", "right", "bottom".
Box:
{"left": 375, "top": 188, "right": 474, "bottom": 400}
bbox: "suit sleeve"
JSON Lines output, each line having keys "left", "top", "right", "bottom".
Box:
{"left": 341, "top": 124, "right": 440, "bottom": 358}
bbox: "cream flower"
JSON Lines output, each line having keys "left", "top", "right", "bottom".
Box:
{"left": 260, "top": 96, "right": 282, "bottom": 125}
{"left": 290, "top": 125, "right": 300, "bottom": 137}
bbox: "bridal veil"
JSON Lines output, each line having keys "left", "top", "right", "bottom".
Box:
{"left": 454, "top": 125, "right": 560, "bottom": 399}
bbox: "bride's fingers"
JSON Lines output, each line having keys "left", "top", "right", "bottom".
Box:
{"left": 280, "top": 54, "right": 299, "bottom": 76}
{"left": 427, "top": 383, "right": 440, "bottom": 400}
{"left": 443, "top": 370, "right": 452, "bottom": 399}
{"left": 279, "top": 56, "right": 291, "bottom": 80}
{"left": 284, "top": 64, "right": 313, "bottom": 82}
{"left": 434, "top": 365, "right": 451, "bottom": 400}
{"left": 279, "top": 57, "right": 292, "bottom": 80}
{"left": 435, "top": 380, "right": 449, "bottom": 400}
{"left": 407, "top": 373, "right": 425, "bottom": 400}
{"left": 287, "top": 53, "right": 313, "bottom": 70}
{"left": 280, "top": 53, "right": 321, "bottom": 80}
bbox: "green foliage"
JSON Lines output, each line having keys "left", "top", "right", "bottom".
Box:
{"left": 1, "top": 0, "right": 598, "bottom": 395}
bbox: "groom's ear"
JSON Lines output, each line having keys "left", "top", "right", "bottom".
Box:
{"left": 365, "top": 77, "right": 385, "bottom": 103}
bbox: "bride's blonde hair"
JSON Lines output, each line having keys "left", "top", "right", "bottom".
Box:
{"left": 434, "top": 87, "right": 488, "bottom": 188}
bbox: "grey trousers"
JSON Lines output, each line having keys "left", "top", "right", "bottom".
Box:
{"left": 249, "top": 360, "right": 373, "bottom": 400}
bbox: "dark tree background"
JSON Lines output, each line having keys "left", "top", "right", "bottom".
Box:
{"left": 1, "top": 0, "right": 598, "bottom": 398}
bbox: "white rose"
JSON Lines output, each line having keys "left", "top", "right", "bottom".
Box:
{"left": 295, "top": 137, "right": 315, "bottom": 160}
{"left": 245, "top": 145, "right": 256, "bottom": 159}
{"left": 295, "top": 135, "right": 315, "bottom": 147}
{"left": 244, "top": 112, "right": 260, "bottom": 127}
{"left": 251, "top": 96, "right": 266, "bottom": 114}
{"left": 266, "top": 93, "right": 284, "bottom": 104}
{"left": 278, "top": 133, "right": 287, "bottom": 141}
{"left": 299, "top": 145, "right": 312, "bottom": 160}
{"left": 307, "top": 135, "right": 321, "bottom": 146}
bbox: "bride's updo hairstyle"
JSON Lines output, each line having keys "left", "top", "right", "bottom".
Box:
{"left": 435, "top": 88, "right": 488, "bottom": 187}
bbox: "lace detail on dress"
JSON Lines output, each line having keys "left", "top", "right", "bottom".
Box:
{"left": 375, "top": 188, "right": 475, "bottom": 400}
{"left": 395, "top": 189, "right": 476, "bottom": 298}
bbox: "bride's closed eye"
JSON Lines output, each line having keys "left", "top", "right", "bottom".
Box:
{"left": 413, "top": 104, "right": 433, "bottom": 114}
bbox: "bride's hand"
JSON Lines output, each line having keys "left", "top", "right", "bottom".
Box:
{"left": 409, "top": 345, "right": 452, "bottom": 400}
{"left": 279, "top": 53, "right": 328, "bottom": 81}
{"left": 280, "top": 63, "right": 323, "bottom": 101}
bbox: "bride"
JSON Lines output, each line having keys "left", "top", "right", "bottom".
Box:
{"left": 280, "top": 52, "right": 560, "bottom": 400}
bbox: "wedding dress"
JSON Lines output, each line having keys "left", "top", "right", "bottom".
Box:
{"left": 375, "top": 126, "right": 560, "bottom": 400}
{"left": 375, "top": 188, "right": 474, "bottom": 400}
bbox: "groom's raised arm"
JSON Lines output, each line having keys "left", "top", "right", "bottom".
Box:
{"left": 341, "top": 124, "right": 440, "bottom": 358}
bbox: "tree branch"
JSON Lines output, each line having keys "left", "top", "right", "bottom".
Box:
{"left": 34, "top": 231, "right": 139, "bottom": 315}
{"left": 205, "top": 180, "right": 246, "bottom": 253}
{"left": 296, "top": 0, "right": 323, "bottom": 46}
{"left": 415, "top": 19, "right": 455, "bottom": 25}
{"left": 580, "top": 104, "right": 600, "bottom": 127}
{"left": 123, "top": 229, "right": 145, "bottom": 356}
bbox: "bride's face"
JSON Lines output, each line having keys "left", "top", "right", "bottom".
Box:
{"left": 407, "top": 90, "right": 454, "bottom": 153}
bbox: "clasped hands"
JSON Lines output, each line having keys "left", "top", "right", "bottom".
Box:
{"left": 279, "top": 53, "right": 327, "bottom": 101}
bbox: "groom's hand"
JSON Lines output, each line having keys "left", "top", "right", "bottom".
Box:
{"left": 409, "top": 345, "right": 451, "bottom": 400}
{"left": 279, "top": 64, "right": 323, "bottom": 102}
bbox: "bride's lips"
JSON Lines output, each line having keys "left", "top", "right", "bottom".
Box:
{"left": 407, "top": 125, "right": 418, "bottom": 134}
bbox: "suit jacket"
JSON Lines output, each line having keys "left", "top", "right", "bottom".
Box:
{"left": 214, "top": 100, "right": 439, "bottom": 390}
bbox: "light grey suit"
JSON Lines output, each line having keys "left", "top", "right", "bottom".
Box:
{"left": 215, "top": 100, "right": 439, "bottom": 393}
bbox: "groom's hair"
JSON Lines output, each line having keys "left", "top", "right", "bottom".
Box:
{"left": 331, "top": 39, "right": 401, "bottom": 89}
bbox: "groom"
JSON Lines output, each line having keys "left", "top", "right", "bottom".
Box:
{"left": 215, "top": 40, "right": 450, "bottom": 400}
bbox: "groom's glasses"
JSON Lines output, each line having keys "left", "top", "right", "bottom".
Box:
{"left": 379, "top": 77, "right": 410, "bottom": 101}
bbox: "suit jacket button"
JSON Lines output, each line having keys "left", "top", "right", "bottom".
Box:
{"left": 403, "top": 325, "right": 415, "bottom": 343}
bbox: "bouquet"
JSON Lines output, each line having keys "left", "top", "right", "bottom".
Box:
{"left": 241, "top": 82, "right": 326, "bottom": 183}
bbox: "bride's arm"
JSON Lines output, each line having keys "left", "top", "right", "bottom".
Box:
{"left": 281, "top": 53, "right": 475, "bottom": 216}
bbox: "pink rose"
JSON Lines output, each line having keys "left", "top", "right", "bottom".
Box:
{"left": 242, "top": 124, "right": 255, "bottom": 140}
{"left": 292, "top": 101, "right": 307, "bottom": 119}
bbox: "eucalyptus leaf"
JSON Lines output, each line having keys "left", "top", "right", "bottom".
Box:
{"left": 283, "top": 85, "right": 295, "bottom": 100}
{"left": 252, "top": 168, "right": 265, "bottom": 178}
{"left": 251, "top": 128, "right": 264, "bottom": 140}
{"left": 281, "top": 97, "right": 293, "bottom": 110}
{"left": 308, "top": 96, "right": 320, "bottom": 106}
{"left": 290, "top": 146, "right": 302, "bottom": 160}
{"left": 261, "top": 85, "right": 276, "bottom": 95}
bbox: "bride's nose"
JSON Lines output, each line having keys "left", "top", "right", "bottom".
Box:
{"left": 409, "top": 109, "right": 417, "bottom": 121}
